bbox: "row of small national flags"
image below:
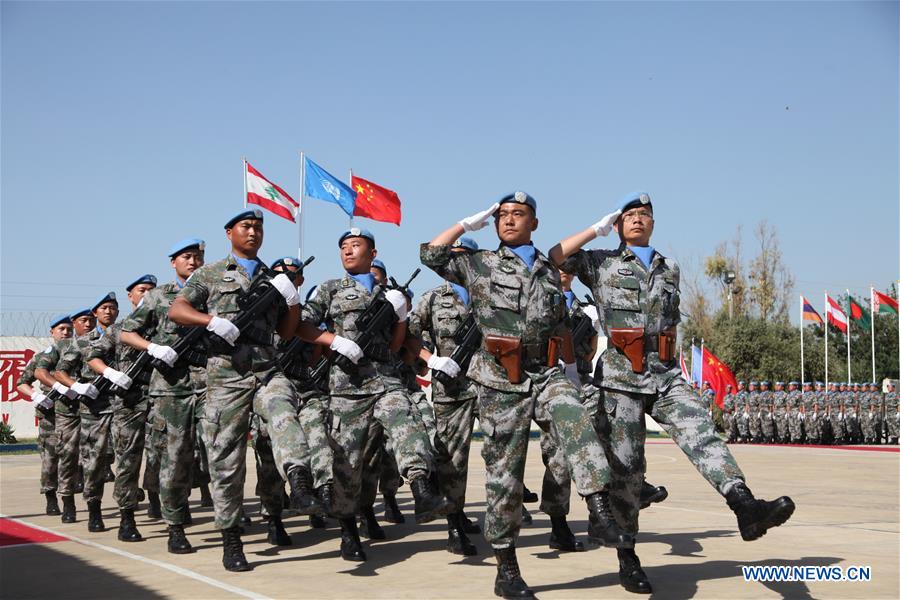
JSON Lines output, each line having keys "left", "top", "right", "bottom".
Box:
{"left": 245, "top": 156, "right": 402, "bottom": 226}
{"left": 801, "top": 289, "right": 898, "bottom": 334}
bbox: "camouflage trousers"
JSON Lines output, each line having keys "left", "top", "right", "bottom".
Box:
{"left": 774, "top": 412, "right": 790, "bottom": 441}
{"left": 433, "top": 396, "right": 477, "bottom": 513}
{"left": 201, "top": 370, "right": 307, "bottom": 530}
{"left": 156, "top": 390, "right": 210, "bottom": 525}
{"left": 297, "top": 388, "right": 334, "bottom": 489}
{"left": 749, "top": 412, "right": 761, "bottom": 439}
{"left": 37, "top": 413, "right": 59, "bottom": 494}
{"left": 360, "top": 426, "right": 402, "bottom": 508}
{"left": 861, "top": 412, "right": 881, "bottom": 441}
{"left": 410, "top": 390, "right": 437, "bottom": 447}
{"left": 804, "top": 414, "right": 822, "bottom": 443}
{"left": 788, "top": 413, "right": 804, "bottom": 443}
{"left": 142, "top": 400, "right": 161, "bottom": 494}
{"left": 736, "top": 411, "right": 751, "bottom": 440}
{"left": 846, "top": 414, "right": 863, "bottom": 441}
{"left": 761, "top": 412, "right": 775, "bottom": 440}
{"left": 329, "top": 387, "right": 434, "bottom": 519}
{"left": 55, "top": 408, "right": 81, "bottom": 497}
{"left": 111, "top": 397, "right": 149, "bottom": 510}
{"left": 251, "top": 418, "right": 286, "bottom": 519}
{"left": 830, "top": 414, "right": 846, "bottom": 442}
{"left": 79, "top": 407, "right": 113, "bottom": 504}
{"left": 887, "top": 411, "right": 900, "bottom": 438}
{"left": 597, "top": 380, "right": 745, "bottom": 536}
{"left": 477, "top": 369, "right": 610, "bottom": 548}
{"left": 723, "top": 412, "right": 737, "bottom": 442}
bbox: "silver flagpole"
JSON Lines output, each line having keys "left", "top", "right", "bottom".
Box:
{"left": 349, "top": 168, "right": 354, "bottom": 227}
{"left": 824, "top": 292, "right": 829, "bottom": 391}
{"left": 846, "top": 289, "right": 851, "bottom": 384}
{"left": 800, "top": 296, "right": 805, "bottom": 391}
{"left": 297, "top": 152, "right": 307, "bottom": 298}
{"left": 242, "top": 157, "right": 248, "bottom": 208}
{"left": 870, "top": 286, "right": 876, "bottom": 382}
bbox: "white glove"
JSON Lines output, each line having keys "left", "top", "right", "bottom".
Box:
{"left": 458, "top": 202, "right": 500, "bottom": 232}
{"left": 32, "top": 391, "right": 51, "bottom": 410}
{"left": 384, "top": 289, "right": 409, "bottom": 321}
{"left": 563, "top": 362, "right": 582, "bottom": 389}
{"left": 207, "top": 315, "right": 240, "bottom": 345}
{"left": 590, "top": 209, "right": 622, "bottom": 237}
{"left": 330, "top": 335, "right": 363, "bottom": 364}
{"left": 102, "top": 367, "right": 133, "bottom": 390}
{"left": 271, "top": 273, "right": 301, "bottom": 307}
{"left": 427, "top": 355, "right": 461, "bottom": 378}
{"left": 53, "top": 382, "right": 77, "bottom": 399}
{"left": 147, "top": 343, "right": 178, "bottom": 367}
{"left": 582, "top": 304, "right": 600, "bottom": 331}
{"left": 71, "top": 382, "right": 99, "bottom": 399}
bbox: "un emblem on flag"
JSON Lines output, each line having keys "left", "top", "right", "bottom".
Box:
{"left": 322, "top": 181, "right": 342, "bottom": 201}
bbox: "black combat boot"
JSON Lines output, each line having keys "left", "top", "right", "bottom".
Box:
{"left": 309, "top": 513, "right": 327, "bottom": 529}
{"left": 548, "top": 514, "right": 583, "bottom": 552}
{"left": 61, "top": 495, "right": 76, "bottom": 523}
{"left": 586, "top": 492, "right": 632, "bottom": 548}
{"left": 358, "top": 505, "right": 386, "bottom": 540}
{"left": 339, "top": 517, "right": 367, "bottom": 562}
{"left": 221, "top": 526, "right": 252, "bottom": 572}
{"left": 87, "top": 500, "right": 105, "bottom": 532}
{"left": 639, "top": 481, "right": 669, "bottom": 509}
{"left": 147, "top": 492, "right": 162, "bottom": 519}
{"left": 493, "top": 547, "right": 534, "bottom": 599}
{"left": 410, "top": 476, "right": 451, "bottom": 524}
{"left": 200, "top": 484, "right": 213, "bottom": 507}
{"left": 266, "top": 516, "right": 292, "bottom": 546}
{"left": 522, "top": 485, "right": 538, "bottom": 503}
{"left": 117, "top": 508, "right": 143, "bottom": 542}
{"left": 447, "top": 512, "right": 477, "bottom": 556}
{"left": 316, "top": 483, "right": 334, "bottom": 516}
{"left": 383, "top": 491, "right": 405, "bottom": 524}
{"left": 460, "top": 510, "right": 481, "bottom": 534}
{"left": 618, "top": 548, "right": 653, "bottom": 594}
{"left": 45, "top": 491, "right": 61, "bottom": 516}
{"left": 287, "top": 466, "right": 323, "bottom": 515}
{"left": 167, "top": 524, "right": 193, "bottom": 554}
{"left": 521, "top": 505, "right": 533, "bottom": 525}
{"left": 726, "top": 482, "right": 795, "bottom": 541}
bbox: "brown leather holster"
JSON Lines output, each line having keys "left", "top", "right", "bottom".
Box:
{"left": 609, "top": 327, "right": 646, "bottom": 373}
{"left": 658, "top": 327, "right": 677, "bottom": 362}
{"left": 484, "top": 335, "right": 523, "bottom": 384}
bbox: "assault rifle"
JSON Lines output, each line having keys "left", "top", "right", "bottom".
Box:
{"left": 433, "top": 314, "right": 481, "bottom": 386}
{"left": 75, "top": 350, "right": 155, "bottom": 405}
{"left": 333, "top": 268, "right": 420, "bottom": 371}
{"left": 571, "top": 294, "right": 597, "bottom": 350}
{"left": 208, "top": 256, "right": 315, "bottom": 354}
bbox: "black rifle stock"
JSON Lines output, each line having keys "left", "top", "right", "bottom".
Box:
{"left": 433, "top": 313, "right": 482, "bottom": 386}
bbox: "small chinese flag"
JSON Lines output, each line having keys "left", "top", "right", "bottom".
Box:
{"left": 351, "top": 174, "right": 402, "bottom": 226}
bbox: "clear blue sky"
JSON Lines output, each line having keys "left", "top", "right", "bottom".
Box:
{"left": 2, "top": 1, "right": 897, "bottom": 334}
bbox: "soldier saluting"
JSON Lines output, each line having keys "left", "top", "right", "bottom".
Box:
{"left": 421, "top": 192, "right": 626, "bottom": 600}
{"left": 550, "top": 190, "right": 796, "bottom": 594}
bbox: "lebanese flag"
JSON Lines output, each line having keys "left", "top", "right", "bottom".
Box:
{"left": 351, "top": 174, "right": 402, "bottom": 226}
{"left": 701, "top": 347, "right": 737, "bottom": 409}
{"left": 873, "top": 289, "right": 898, "bottom": 315}
{"left": 246, "top": 162, "right": 299, "bottom": 222}
{"left": 825, "top": 294, "right": 848, "bottom": 333}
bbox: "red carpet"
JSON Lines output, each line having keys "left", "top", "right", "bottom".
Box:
{"left": 0, "top": 517, "right": 68, "bottom": 547}
{"left": 645, "top": 439, "right": 900, "bottom": 453}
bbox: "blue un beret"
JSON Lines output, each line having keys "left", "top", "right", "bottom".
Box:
{"left": 618, "top": 191, "right": 653, "bottom": 214}
{"left": 224, "top": 209, "right": 263, "bottom": 230}
{"left": 452, "top": 237, "right": 479, "bottom": 251}
{"left": 498, "top": 191, "right": 537, "bottom": 214}
{"left": 338, "top": 227, "right": 376, "bottom": 247}
{"left": 371, "top": 259, "right": 387, "bottom": 274}
{"left": 168, "top": 238, "right": 205, "bottom": 258}
{"left": 91, "top": 292, "right": 118, "bottom": 312}
{"left": 49, "top": 314, "right": 72, "bottom": 329}
{"left": 271, "top": 256, "right": 302, "bottom": 271}
{"left": 126, "top": 274, "right": 158, "bottom": 292}
{"left": 789, "top": 381, "right": 799, "bottom": 386}
{"left": 70, "top": 307, "right": 93, "bottom": 320}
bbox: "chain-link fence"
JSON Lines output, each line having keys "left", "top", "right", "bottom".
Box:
{"left": 0, "top": 311, "right": 58, "bottom": 336}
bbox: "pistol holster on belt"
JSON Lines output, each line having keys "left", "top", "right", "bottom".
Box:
{"left": 609, "top": 327, "right": 645, "bottom": 373}
{"left": 484, "top": 335, "right": 523, "bottom": 384}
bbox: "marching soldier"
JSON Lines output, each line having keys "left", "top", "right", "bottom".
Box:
{"left": 847, "top": 383, "right": 862, "bottom": 443}
{"left": 816, "top": 382, "right": 832, "bottom": 444}
{"left": 801, "top": 382, "right": 820, "bottom": 444}
{"left": 16, "top": 314, "right": 73, "bottom": 515}
{"left": 868, "top": 383, "right": 884, "bottom": 444}
{"left": 828, "top": 383, "right": 845, "bottom": 444}
{"left": 758, "top": 381, "right": 775, "bottom": 443}
{"left": 551, "top": 190, "right": 795, "bottom": 594}
{"left": 167, "top": 212, "right": 323, "bottom": 571}
{"left": 747, "top": 381, "right": 761, "bottom": 442}
{"left": 734, "top": 381, "right": 750, "bottom": 443}
{"left": 722, "top": 384, "right": 737, "bottom": 442}
{"left": 297, "top": 227, "right": 450, "bottom": 563}
{"left": 786, "top": 382, "right": 804, "bottom": 444}
{"left": 85, "top": 274, "right": 158, "bottom": 542}
{"left": 772, "top": 382, "right": 789, "bottom": 444}
{"left": 885, "top": 382, "right": 898, "bottom": 444}
{"left": 53, "top": 292, "right": 120, "bottom": 532}
{"left": 423, "top": 193, "right": 627, "bottom": 599}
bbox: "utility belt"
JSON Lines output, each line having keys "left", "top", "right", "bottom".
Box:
{"left": 607, "top": 326, "right": 677, "bottom": 373}
{"left": 483, "top": 335, "right": 564, "bottom": 384}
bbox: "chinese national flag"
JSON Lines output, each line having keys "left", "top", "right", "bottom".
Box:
{"left": 351, "top": 175, "right": 402, "bottom": 226}
{"left": 701, "top": 347, "right": 738, "bottom": 409}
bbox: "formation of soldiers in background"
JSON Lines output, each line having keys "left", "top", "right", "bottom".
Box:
{"left": 710, "top": 380, "right": 899, "bottom": 445}
{"left": 16, "top": 191, "right": 798, "bottom": 599}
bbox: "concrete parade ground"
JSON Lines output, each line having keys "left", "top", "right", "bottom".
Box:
{"left": 1, "top": 440, "right": 898, "bottom": 600}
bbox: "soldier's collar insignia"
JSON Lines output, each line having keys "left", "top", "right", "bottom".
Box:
{"left": 617, "top": 268, "right": 634, "bottom": 276}
{"left": 223, "top": 276, "right": 235, "bottom": 282}
{"left": 501, "top": 265, "right": 516, "bottom": 274}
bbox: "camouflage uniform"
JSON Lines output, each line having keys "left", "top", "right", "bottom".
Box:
{"left": 885, "top": 389, "right": 899, "bottom": 441}
{"left": 560, "top": 244, "right": 744, "bottom": 537}
{"left": 302, "top": 275, "right": 435, "bottom": 519}
{"left": 122, "top": 281, "right": 209, "bottom": 525}
{"left": 422, "top": 243, "right": 612, "bottom": 548}
{"left": 786, "top": 388, "right": 804, "bottom": 443}
{"left": 85, "top": 323, "right": 153, "bottom": 511}
{"left": 56, "top": 329, "right": 113, "bottom": 504}
{"left": 748, "top": 388, "right": 761, "bottom": 441}
{"left": 177, "top": 256, "right": 310, "bottom": 530}
{"left": 408, "top": 282, "right": 480, "bottom": 514}
{"left": 772, "top": 388, "right": 789, "bottom": 443}
{"left": 827, "top": 389, "right": 844, "bottom": 443}
{"left": 18, "top": 354, "right": 59, "bottom": 494}
{"left": 845, "top": 389, "right": 862, "bottom": 443}
{"left": 722, "top": 391, "right": 737, "bottom": 442}
{"left": 802, "top": 389, "right": 821, "bottom": 444}
{"left": 734, "top": 388, "right": 751, "bottom": 441}
{"left": 758, "top": 387, "right": 775, "bottom": 442}
{"left": 35, "top": 342, "right": 80, "bottom": 497}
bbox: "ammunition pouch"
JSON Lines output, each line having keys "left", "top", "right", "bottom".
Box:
{"left": 658, "top": 327, "right": 677, "bottom": 363}
{"left": 484, "top": 335, "right": 522, "bottom": 384}
{"left": 609, "top": 327, "right": 646, "bottom": 373}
